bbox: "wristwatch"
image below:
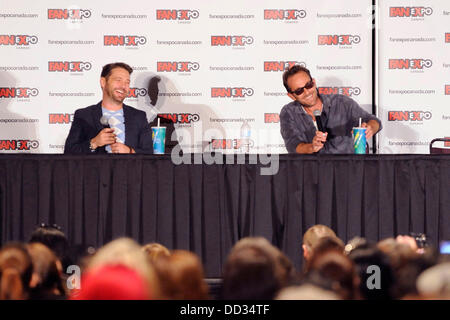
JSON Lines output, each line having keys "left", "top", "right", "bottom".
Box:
{"left": 89, "top": 140, "right": 96, "bottom": 151}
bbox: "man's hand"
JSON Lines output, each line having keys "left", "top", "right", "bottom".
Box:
{"left": 110, "top": 142, "right": 133, "bottom": 154}
{"left": 312, "top": 131, "right": 327, "bottom": 152}
{"left": 361, "top": 120, "right": 380, "bottom": 140}
{"left": 91, "top": 128, "right": 116, "bottom": 149}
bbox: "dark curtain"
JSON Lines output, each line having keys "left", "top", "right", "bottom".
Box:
{"left": 0, "top": 154, "right": 449, "bottom": 277}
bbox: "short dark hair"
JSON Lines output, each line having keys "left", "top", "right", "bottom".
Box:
{"left": 282, "top": 64, "right": 312, "bottom": 93}
{"left": 101, "top": 62, "right": 133, "bottom": 79}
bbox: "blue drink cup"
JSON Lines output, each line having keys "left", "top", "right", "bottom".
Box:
{"left": 151, "top": 127, "right": 166, "bottom": 154}
{"left": 352, "top": 127, "right": 366, "bottom": 154}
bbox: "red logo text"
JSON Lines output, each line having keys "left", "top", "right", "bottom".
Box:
{"left": 48, "top": 9, "right": 92, "bottom": 19}
{"left": 389, "top": 7, "right": 433, "bottom": 17}
{"left": 157, "top": 62, "right": 200, "bottom": 72}
{"left": 389, "top": 59, "right": 432, "bottom": 69}
{"left": 104, "top": 35, "right": 147, "bottom": 46}
{"left": 48, "top": 61, "right": 92, "bottom": 72}
{"left": 388, "top": 111, "right": 432, "bottom": 121}
{"left": 0, "top": 88, "right": 39, "bottom": 98}
{"left": 264, "top": 9, "right": 306, "bottom": 20}
{"left": 318, "top": 87, "right": 361, "bottom": 96}
{"left": 0, "top": 35, "right": 38, "bottom": 46}
{"left": 264, "top": 113, "right": 280, "bottom": 123}
{"left": 211, "top": 36, "right": 254, "bottom": 46}
{"left": 49, "top": 114, "right": 74, "bottom": 124}
{"left": 211, "top": 88, "right": 254, "bottom": 98}
{"left": 156, "top": 10, "right": 199, "bottom": 20}
{"left": 0, "top": 140, "right": 39, "bottom": 150}
{"left": 159, "top": 113, "right": 200, "bottom": 124}
{"left": 318, "top": 35, "right": 361, "bottom": 45}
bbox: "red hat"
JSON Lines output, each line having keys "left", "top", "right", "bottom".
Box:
{"left": 71, "top": 264, "right": 151, "bottom": 300}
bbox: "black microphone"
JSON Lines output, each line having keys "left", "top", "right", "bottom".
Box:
{"left": 313, "top": 109, "right": 325, "bottom": 132}
{"left": 100, "top": 115, "right": 110, "bottom": 129}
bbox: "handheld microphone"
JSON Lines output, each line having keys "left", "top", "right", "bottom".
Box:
{"left": 313, "top": 109, "right": 325, "bottom": 133}
{"left": 100, "top": 115, "right": 110, "bottom": 128}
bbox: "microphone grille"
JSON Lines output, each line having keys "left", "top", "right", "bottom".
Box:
{"left": 313, "top": 110, "right": 321, "bottom": 117}
{"left": 100, "top": 115, "right": 109, "bottom": 126}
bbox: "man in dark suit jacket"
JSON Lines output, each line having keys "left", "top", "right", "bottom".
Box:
{"left": 64, "top": 62, "right": 153, "bottom": 154}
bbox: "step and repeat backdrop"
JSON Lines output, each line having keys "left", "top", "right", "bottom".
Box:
{"left": 377, "top": 1, "right": 450, "bottom": 153}
{"left": 0, "top": 0, "right": 373, "bottom": 153}
{"left": 5, "top": 1, "right": 447, "bottom": 154}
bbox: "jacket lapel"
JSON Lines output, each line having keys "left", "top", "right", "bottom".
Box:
{"left": 92, "top": 102, "right": 104, "bottom": 132}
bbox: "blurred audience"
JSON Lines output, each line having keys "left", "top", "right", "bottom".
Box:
{"left": 152, "top": 250, "right": 209, "bottom": 300}
{"left": 222, "top": 237, "right": 294, "bottom": 300}
{"left": 27, "top": 243, "right": 66, "bottom": 299}
{"left": 142, "top": 242, "right": 171, "bottom": 264}
{"left": 0, "top": 223, "right": 449, "bottom": 300}
{"left": 0, "top": 242, "right": 33, "bottom": 300}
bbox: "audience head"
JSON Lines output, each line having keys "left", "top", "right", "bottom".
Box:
{"left": 222, "top": 238, "right": 281, "bottom": 300}
{"left": 302, "top": 225, "right": 341, "bottom": 261}
{"left": 416, "top": 262, "right": 450, "bottom": 299}
{"left": 73, "top": 264, "right": 151, "bottom": 300}
{"left": 152, "top": 250, "right": 209, "bottom": 300}
{"left": 276, "top": 283, "right": 340, "bottom": 300}
{"left": 307, "top": 248, "right": 359, "bottom": 299}
{"left": 378, "top": 237, "right": 436, "bottom": 298}
{"left": 26, "top": 243, "right": 65, "bottom": 299}
{"left": 0, "top": 242, "right": 33, "bottom": 300}
{"left": 29, "top": 224, "right": 70, "bottom": 269}
{"left": 142, "top": 243, "right": 171, "bottom": 264}
{"left": 232, "top": 237, "right": 296, "bottom": 287}
{"left": 348, "top": 244, "right": 395, "bottom": 300}
{"left": 84, "top": 237, "right": 159, "bottom": 299}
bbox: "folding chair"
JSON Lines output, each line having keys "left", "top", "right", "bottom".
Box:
{"left": 429, "top": 138, "right": 450, "bottom": 154}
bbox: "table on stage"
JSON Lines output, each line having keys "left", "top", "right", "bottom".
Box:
{"left": 0, "top": 154, "right": 449, "bottom": 277}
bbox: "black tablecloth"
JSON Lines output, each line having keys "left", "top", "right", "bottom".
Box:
{"left": 0, "top": 154, "right": 449, "bottom": 277}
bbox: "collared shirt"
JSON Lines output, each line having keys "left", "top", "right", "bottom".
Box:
{"left": 280, "top": 93, "right": 382, "bottom": 154}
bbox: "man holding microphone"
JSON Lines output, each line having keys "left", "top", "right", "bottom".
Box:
{"left": 280, "top": 65, "right": 381, "bottom": 154}
{"left": 64, "top": 62, "right": 153, "bottom": 154}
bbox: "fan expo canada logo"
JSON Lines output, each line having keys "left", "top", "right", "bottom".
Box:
{"left": 318, "top": 87, "right": 361, "bottom": 96}
{"left": 388, "top": 111, "right": 432, "bottom": 124}
{"left": 389, "top": 59, "right": 432, "bottom": 72}
{"left": 446, "top": 33, "right": 450, "bottom": 43}
{"left": 104, "top": 35, "right": 147, "bottom": 48}
{"left": 445, "top": 85, "right": 450, "bottom": 95}
{"left": 156, "top": 9, "right": 199, "bottom": 23}
{"left": 0, "top": 35, "right": 38, "bottom": 48}
{"left": 48, "top": 9, "right": 91, "bottom": 21}
{"left": 318, "top": 35, "right": 361, "bottom": 48}
{"left": 264, "top": 61, "right": 305, "bottom": 72}
{"left": 264, "top": 113, "right": 280, "bottom": 123}
{"left": 49, "top": 114, "right": 73, "bottom": 124}
{"left": 157, "top": 62, "right": 200, "bottom": 73}
{"left": 159, "top": 113, "right": 200, "bottom": 127}
{"left": 211, "top": 87, "right": 254, "bottom": 100}
{"left": 0, "top": 140, "right": 39, "bottom": 151}
{"left": 211, "top": 36, "right": 254, "bottom": 48}
{"left": 0, "top": 87, "right": 39, "bottom": 100}
{"left": 48, "top": 61, "right": 92, "bottom": 74}
{"left": 210, "top": 139, "right": 254, "bottom": 150}
{"left": 389, "top": 7, "right": 433, "bottom": 20}
{"left": 127, "top": 88, "right": 147, "bottom": 100}
{"left": 264, "top": 9, "right": 306, "bottom": 22}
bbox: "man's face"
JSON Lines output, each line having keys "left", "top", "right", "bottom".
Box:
{"left": 287, "top": 71, "right": 319, "bottom": 108}
{"left": 101, "top": 67, "right": 130, "bottom": 104}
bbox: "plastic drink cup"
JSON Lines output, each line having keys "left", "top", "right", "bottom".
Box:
{"left": 352, "top": 127, "right": 366, "bottom": 154}
{"left": 151, "top": 127, "right": 166, "bottom": 154}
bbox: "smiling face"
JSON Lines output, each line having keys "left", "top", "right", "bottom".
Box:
{"left": 286, "top": 71, "right": 319, "bottom": 108}
{"left": 101, "top": 67, "right": 130, "bottom": 105}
